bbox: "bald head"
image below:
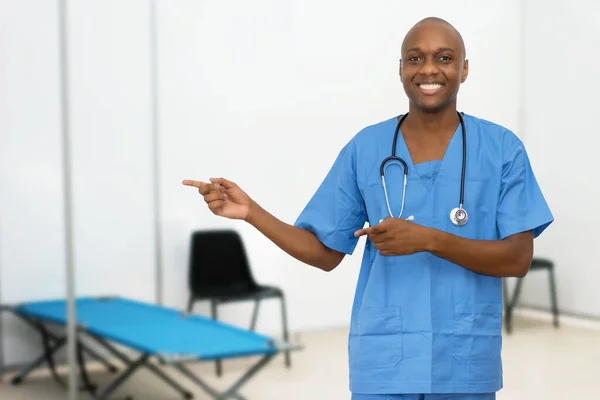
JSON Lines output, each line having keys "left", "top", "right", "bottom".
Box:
{"left": 401, "top": 17, "right": 466, "bottom": 60}
{"left": 398, "top": 17, "right": 469, "bottom": 114}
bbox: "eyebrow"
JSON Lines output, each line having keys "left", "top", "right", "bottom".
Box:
{"left": 405, "top": 47, "right": 456, "bottom": 53}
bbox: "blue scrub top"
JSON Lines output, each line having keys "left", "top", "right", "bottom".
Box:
{"left": 294, "top": 113, "right": 554, "bottom": 395}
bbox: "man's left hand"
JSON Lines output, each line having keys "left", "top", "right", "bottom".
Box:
{"left": 354, "top": 217, "right": 434, "bottom": 256}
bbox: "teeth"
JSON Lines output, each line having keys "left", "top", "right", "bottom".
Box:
{"left": 420, "top": 84, "right": 442, "bottom": 90}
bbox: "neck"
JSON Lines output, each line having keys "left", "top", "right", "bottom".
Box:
{"left": 403, "top": 104, "right": 460, "bottom": 136}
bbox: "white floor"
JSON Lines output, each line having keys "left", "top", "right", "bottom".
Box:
{"left": 0, "top": 315, "right": 598, "bottom": 399}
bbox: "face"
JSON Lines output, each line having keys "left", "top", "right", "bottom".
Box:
{"left": 399, "top": 22, "right": 469, "bottom": 114}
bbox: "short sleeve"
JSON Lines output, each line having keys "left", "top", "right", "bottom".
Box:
{"left": 294, "top": 140, "right": 367, "bottom": 254}
{"left": 497, "top": 135, "right": 554, "bottom": 239}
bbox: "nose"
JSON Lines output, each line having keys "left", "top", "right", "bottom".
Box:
{"left": 418, "top": 58, "right": 440, "bottom": 76}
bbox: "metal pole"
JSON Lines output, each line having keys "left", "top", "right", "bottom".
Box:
{"left": 57, "top": 0, "right": 78, "bottom": 399}
{"left": 149, "top": 0, "right": 163, "bottom": 305}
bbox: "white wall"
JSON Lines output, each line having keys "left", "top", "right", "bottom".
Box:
{"left": 516, "top": 0, "right": 600, "bottom": 318}
{"left": 66, "top": 1, "right": 156, "bottom": 301}
{"left": 156, "top": 0, "right": 522, "bottom": 333}
{"left": 1, "top": 0, "right": 522, "bottom": 367}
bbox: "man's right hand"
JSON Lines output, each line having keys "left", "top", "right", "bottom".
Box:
{"left": 182, "top": 177, "right": 252, "bottom": 221}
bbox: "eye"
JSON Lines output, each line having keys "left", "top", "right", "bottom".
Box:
{"left": 438, "top": 55, "right": 452, "bottom": 63}
{"left": 407, "top": 56, "right": 422, "bottom": 63}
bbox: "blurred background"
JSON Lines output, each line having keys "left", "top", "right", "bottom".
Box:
{"left": 1, "top": 0, "right": 598, "bottom": 399}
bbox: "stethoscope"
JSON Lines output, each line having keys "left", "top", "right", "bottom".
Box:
{"left": 380, "top": 111, "right": 468, "bottom": 226}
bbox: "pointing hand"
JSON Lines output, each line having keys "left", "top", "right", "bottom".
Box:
{"left": 182, "top": 177, "right": 252, "bottom": 220}
{"left": 354, "top": 217, "right": 432, "bottom": 256}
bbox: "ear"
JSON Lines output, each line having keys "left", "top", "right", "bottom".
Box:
{"left": 461, "top": 59, "right": 469, "bottom": 83}
{"left": 399, "top": 59, "right": 403, "bottom": 83}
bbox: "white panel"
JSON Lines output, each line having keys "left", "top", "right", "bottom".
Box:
{"left": 0, "top": 0, "right": 66, "bottom": 365}
{"left": 157, "top": 0, "right": 523, "bottom": 334}
{"left": 67, "top": 0, "right": 156, "bottom": 302}
{"left": 517, "top": 0, "right": 600, "bottom": 318}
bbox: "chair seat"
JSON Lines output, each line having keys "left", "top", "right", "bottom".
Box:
{"left": 530, "top": 258, "right": 553, "bottom": 269}
{"left": 204, "top": 285, "right": 283, "bottom": 304}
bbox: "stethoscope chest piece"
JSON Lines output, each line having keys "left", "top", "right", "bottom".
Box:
{"left": 450, "top": 207, "right": 468, "bottom": 226}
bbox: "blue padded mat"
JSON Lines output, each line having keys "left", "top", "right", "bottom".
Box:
{"left": 15, "top": 297, "right": 277, "bottom": 360}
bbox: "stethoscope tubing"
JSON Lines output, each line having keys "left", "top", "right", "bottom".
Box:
{"left": 381, "top": 111, "right": 467, "bottom": 223}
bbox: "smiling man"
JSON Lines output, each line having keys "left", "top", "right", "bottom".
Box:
{"left": 183, "top": 17, "right": 553, "bottom": 400}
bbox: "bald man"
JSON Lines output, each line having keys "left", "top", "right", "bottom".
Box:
{"left": 184, "top": 17, "right": 553, "bottom": 400}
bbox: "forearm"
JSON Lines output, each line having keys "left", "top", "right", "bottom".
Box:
{"left": 426, "top": 229, "right": 533, "bottom": 278}
{"left": 245, "top": 201, "right": 344, "bottom": 271}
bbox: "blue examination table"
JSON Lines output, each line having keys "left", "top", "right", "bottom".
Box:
{"left": 5, "top": 296, "right": 299, "bottom": 399}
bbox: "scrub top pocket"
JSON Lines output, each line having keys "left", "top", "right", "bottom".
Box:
{"left": 350, "top": 306, "right": 403, "bottom": 370}
{"left": 452, "top": 303, "right": 502, "bottom": 365}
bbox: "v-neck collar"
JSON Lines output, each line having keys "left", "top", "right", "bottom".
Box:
{"left": 392, "top": 114, "right": 464, "bottom": 190}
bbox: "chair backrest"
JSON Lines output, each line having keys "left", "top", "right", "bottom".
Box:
{"left": 188, "top": 229, "right": 258, "bottom": 298}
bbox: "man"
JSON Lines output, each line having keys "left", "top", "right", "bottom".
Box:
{"left": 183, "top": 17, "right": 553, "bottom": 400}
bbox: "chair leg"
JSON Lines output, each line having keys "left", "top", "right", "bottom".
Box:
{"left": 504, "top": 277, "right": 525, "bottom": 334}
{"left": 210, "top": 300, "right": 223, "bottom": 377}
{"left": 502, "top": 279, "right": 513, "bottom": 334}
{"left": 548, "top": 267, "right": 560, "bottom": 328}
{"left": 187, "top": 296, "right": 194, "bottom": 313}
{"left": 280, "top": 295, "right": 291, "bottom": 368}
{"left": 250, "top": 299, "right": 260, "bottom": 331}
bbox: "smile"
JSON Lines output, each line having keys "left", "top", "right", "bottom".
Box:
{"left": 417, "top": 83, "right": 444, "bottom": 95}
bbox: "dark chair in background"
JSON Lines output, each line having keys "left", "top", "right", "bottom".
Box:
{"left": 187, "top": 229, "right": 291, "bottom": 377}
{"left": 503, "top": 257, "right": 560, "bottom": 334}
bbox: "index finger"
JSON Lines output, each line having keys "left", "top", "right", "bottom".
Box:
{"left": 182, "top": 179, "right": 206, "bottom": 189}
{"left": 354, "top": 224, "right": 382, "bottom": 238}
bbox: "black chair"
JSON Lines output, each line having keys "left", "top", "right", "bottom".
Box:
{"left": 187, "top": 229, "right": 291, "bottom": 376}
{"left": 503, "top": 257, "right": 560, "bottom": 334}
